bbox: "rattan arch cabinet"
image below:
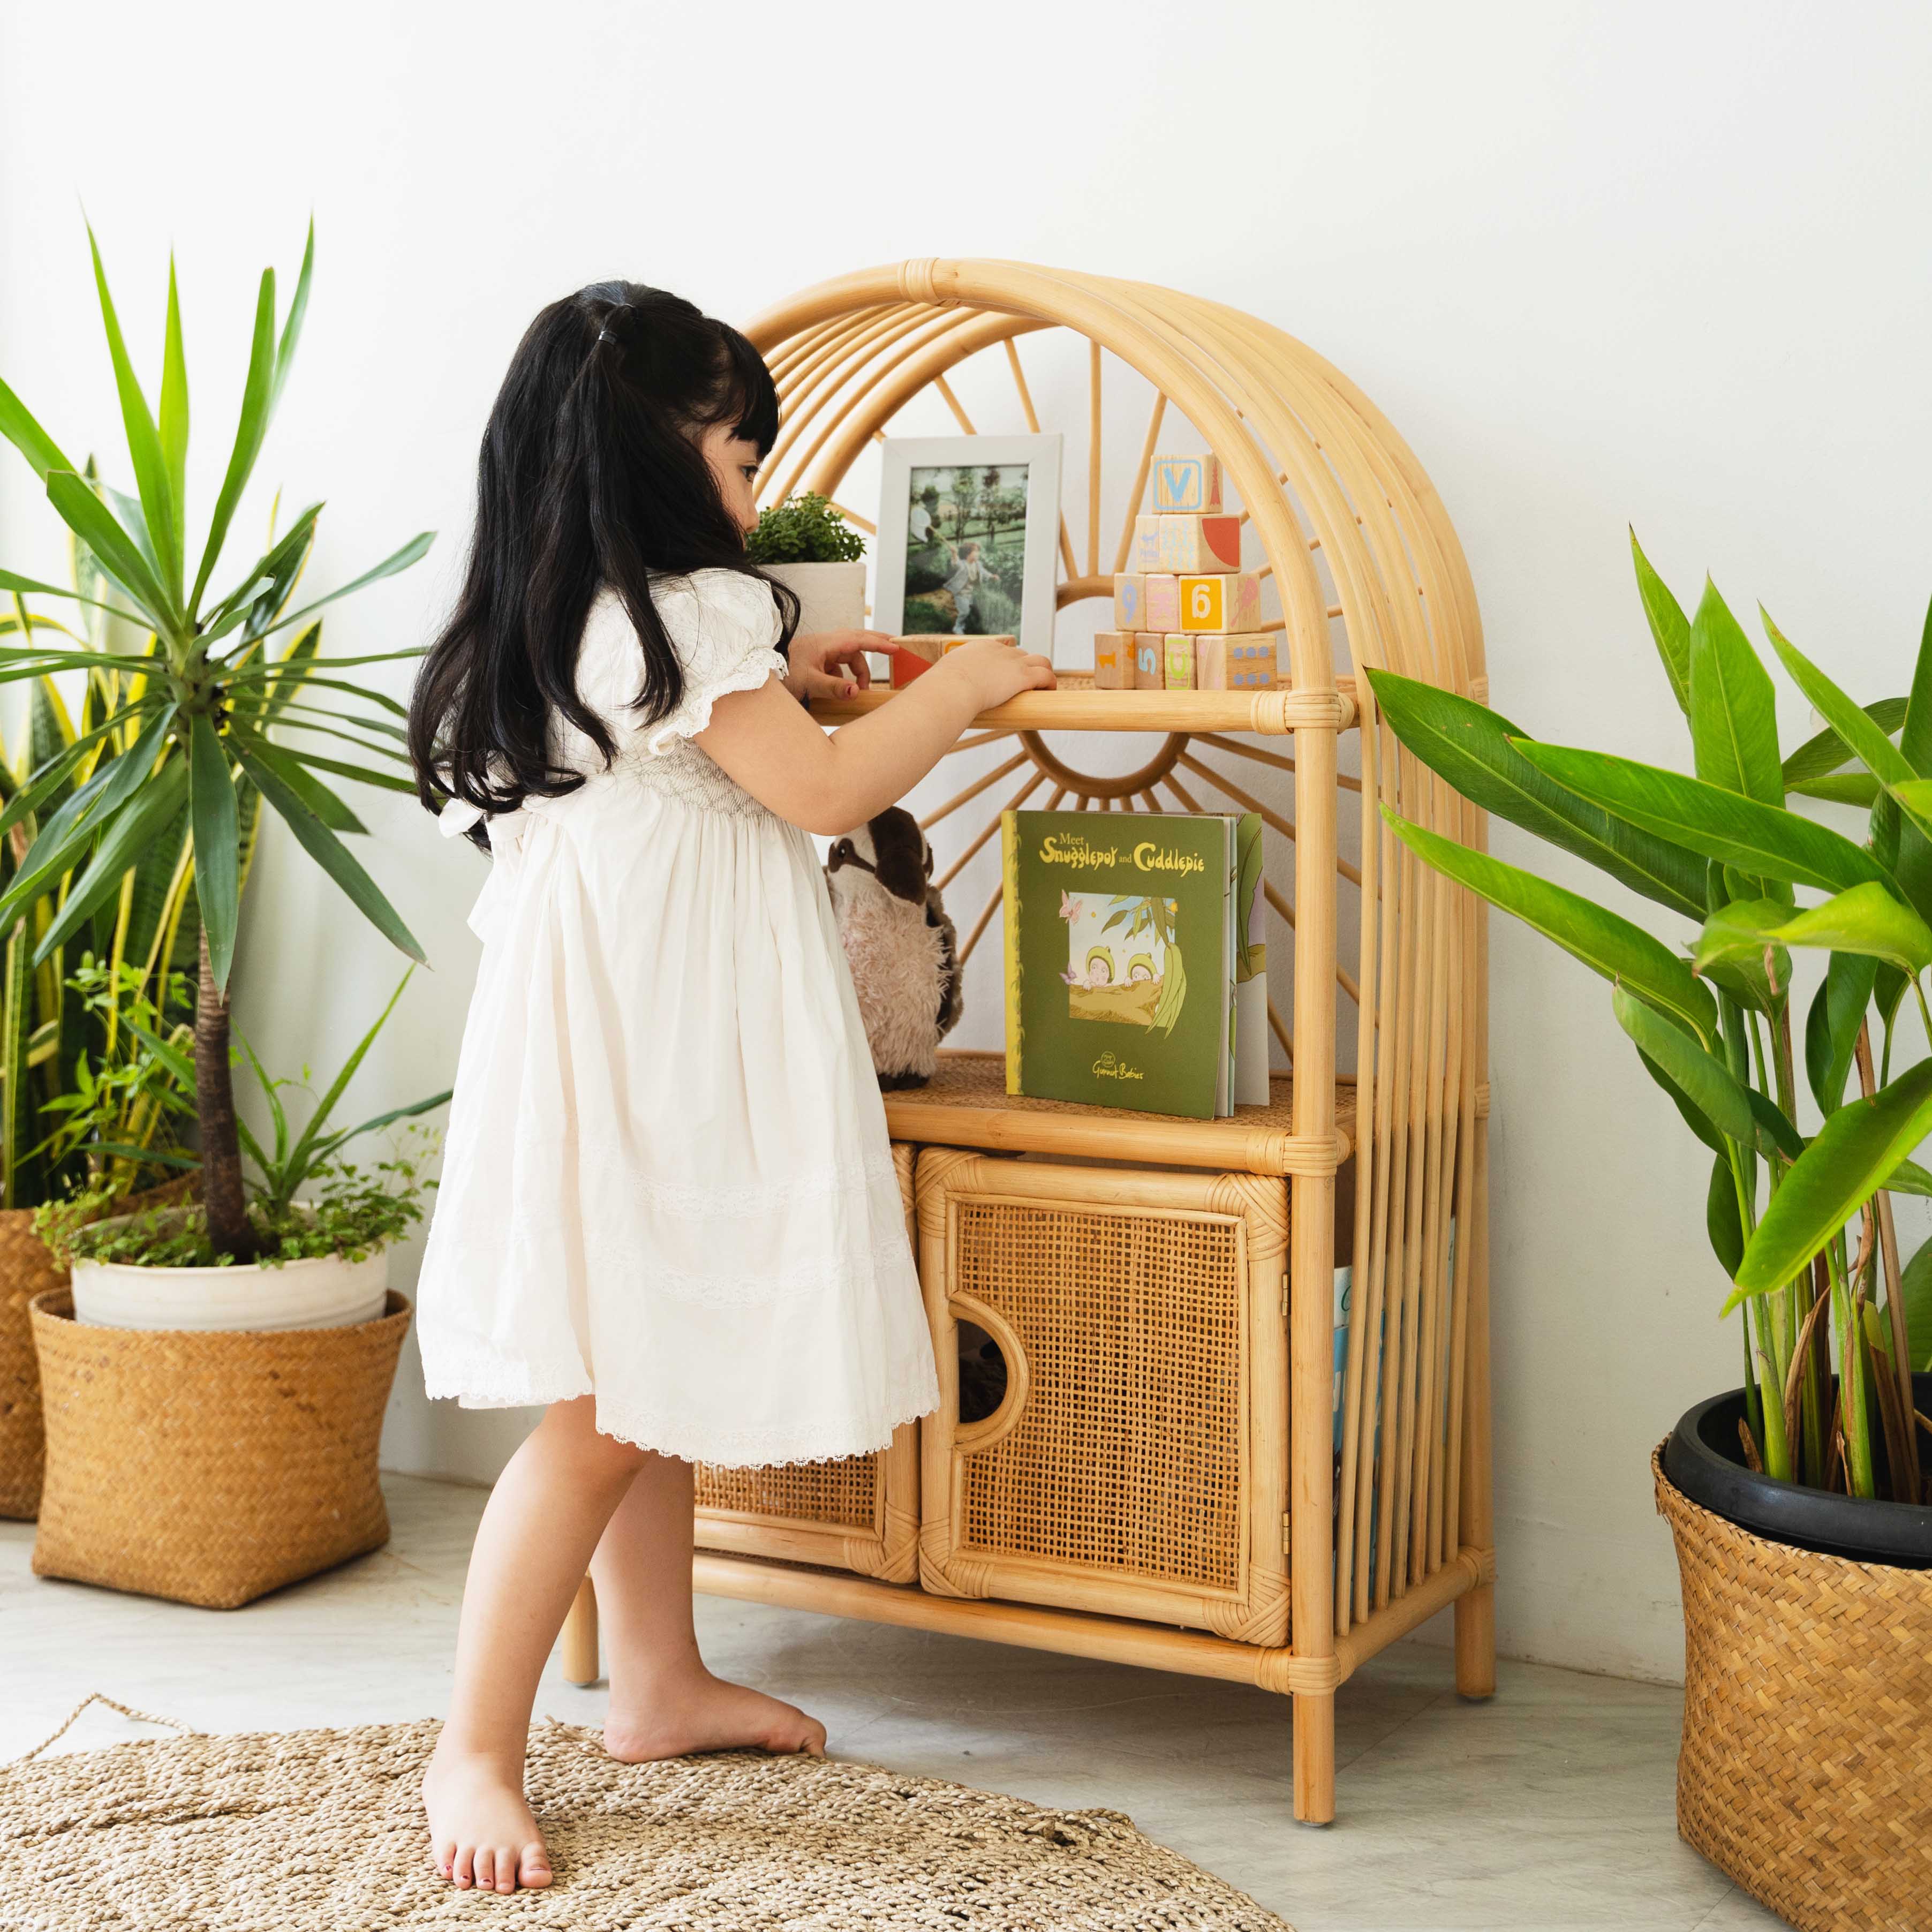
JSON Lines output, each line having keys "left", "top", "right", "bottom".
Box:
{"left": 558, "top": 260, "right": 1493, "bottom": 1825}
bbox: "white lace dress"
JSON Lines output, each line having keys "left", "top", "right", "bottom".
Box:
{"left": 416, "top": 570, "right": 939, "bottom": 1466}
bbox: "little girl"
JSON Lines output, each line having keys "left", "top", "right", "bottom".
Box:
{"left": 405, "top": 282, "right": 1054, "bottom": 1893}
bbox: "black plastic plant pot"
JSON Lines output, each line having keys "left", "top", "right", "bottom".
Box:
{"left": 1664, "top": 1373, "right": 1932, "bottom": 1567}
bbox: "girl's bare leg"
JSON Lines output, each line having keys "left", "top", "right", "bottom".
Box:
{"left": 591, "top": 1453, "right": 826, "bottom": 1761}
{"left": 423, "top": 1396, "right": 648, "bottom": 1893}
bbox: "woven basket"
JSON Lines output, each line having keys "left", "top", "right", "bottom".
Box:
{"left": 1655, "top": 1449, "right": 1932, "bottom": 1930}
{"left": 30, "top": 1288, "right": 411, "bottom": 1609}
{"left": 0, "top": 1210, "right": 68, "bottom": 1520}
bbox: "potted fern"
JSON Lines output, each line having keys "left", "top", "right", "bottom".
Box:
{"left": 744, "top": 490, "right": 867, "bottom": 637}
{"left": 1369, "top": 540, "right": 1932, "bottom": 1928}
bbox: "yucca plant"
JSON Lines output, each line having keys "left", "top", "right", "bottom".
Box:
{"left": 1370, "top": 540, "right": 1932, "bottom": 1504}
{"left": 0, "top": 223, "right": 432, "bottom": 1262}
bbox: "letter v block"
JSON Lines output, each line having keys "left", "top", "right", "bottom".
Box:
{"left": 1151, "top": 452, "right": 1222, "bottom": 514}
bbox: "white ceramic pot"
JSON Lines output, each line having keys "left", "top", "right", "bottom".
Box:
{"left": 762, "top": 560, "right": 868, "bottom": 638}
{"left": 70, "top": 1212, "right": 389, "bottom": 1332}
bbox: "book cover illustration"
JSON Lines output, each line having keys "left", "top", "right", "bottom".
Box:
{"left": 1002, "top": 809, "right": 1230, "bottom": 1119}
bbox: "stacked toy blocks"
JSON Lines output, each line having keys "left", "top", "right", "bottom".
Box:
{"left": 1093, "top": 453, "right": 1280, "bottom": 692}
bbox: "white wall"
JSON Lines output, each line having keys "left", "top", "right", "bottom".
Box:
{"left": 3, "top": 0, "right": 1928, "bottom": 1686}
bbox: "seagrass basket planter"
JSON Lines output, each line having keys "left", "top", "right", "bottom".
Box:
{"left": 0, "top": 1210, "right": 69, "bottom": 1520}
{"left": 29, "top": 1288, "right": 412, "bottom": 1609}
{"left": 1654, "top": 1451, "right": 1932, "bottom": 1931}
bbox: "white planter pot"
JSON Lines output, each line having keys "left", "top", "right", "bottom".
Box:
{"left": 762, "top": 560, "right": 868, "bottom": 638}
{"left": 70, "top": 1212, "right": 390, "bottom": 1332}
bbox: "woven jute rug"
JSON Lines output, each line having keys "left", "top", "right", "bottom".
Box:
{"left": 0, "top": 1707, "right": 1290, "bottom": 1930}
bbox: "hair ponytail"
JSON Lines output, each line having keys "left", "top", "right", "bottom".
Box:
{"left": 409, "top": 282, "right": 797, "bottom": 835}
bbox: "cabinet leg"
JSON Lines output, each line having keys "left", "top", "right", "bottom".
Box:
{"left": 1454, "top": 1580, "right": 1496, "bottom": 1701}
{"left": 1292, "top": 1689, "right": 1335, "bottom": 1825}
{"left": 561, "top": 1574, "right": 600, "bottom": 1686}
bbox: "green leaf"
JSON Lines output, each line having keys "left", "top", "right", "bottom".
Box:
{"left": 0, "top": 572, "right": 121, "bottom": 619}
{"left": 43, "top": 470, "right": 172, "bottom": 624}
{"left": 1899, "top": 1238, "right": 1932, "bottom": 1372}
{"left": 228, "top": 739, "right": 425, "bottom": 962}
{"left": 1690, "top": 897, "right": 1792, "bottom": 1014}
{"left": 1630, "top": 532, "right": 1692, "bottom": 716}
{"left": 190, "top": 267, "right": 277, "bottom": 616}
{"left": 271, "top": 220, "right": 314, "bottom": 413}
{"left": 1382, "top": 806, "right": 1718, "bottom": 1043}
{"left": 1636, "top": 1047, "right": 1726, "bottom": 1155}
{"left": 283, "top": 967, "right": 414, "bottom": 1178}
{"left": 1761, "top": 609, "right": 1932, "bottom": 843}
{"left": 1612, "top": 984, "right": 1795, "bottom": 1159}
{"left": 32, "top": 758, "right": 191, "bottom": 965}
{"left": 225, "top": 726, "right": 363, "bottom": 832}
{"left": 1806, "top": 950, "right": 1880, "bottom": 1118}
{"left": 0, "top": 704, "right": 157, "bottom": 840}
{"left": 274, "top": 745, "right": 416, "bottom": 795}
{"left": 1787, "top": 772, "right": 1881, "bottom": 807}
{"left": 0, "top": 376, "right": 77, "bottom": 484}
{"left": 1884, "top": 1158, "right": 1932, "bottom": 1198}
{"left": 188, "top": 715, "right": 240, "bottom": 992}
{"left": 1707, "top": 1152, "right": 1745, "bottom": 1277}
{"left": 1515, "top": 741, "right": 1895, "bottom": 900}
{"left": 85, "top": 224, "right": 182, "bottom": 610}
{"left": 159, "top": 255, "right": 188, "bottom": 550}
{"left": 304, "top": 1089, "right": 451, "bottom": 1168}
{"left": 257, "top": 532, "right": 435, "bottom": 638}
{"left": 1688, "top": 579, "right": 1782, "bottom": 806}
{"left": 1901, "top": 591, "right": 1932, "bottom": 779}
{"left": 1364, "top": 668, "right": 1705, "bottom": 918}
{"left": 1772, "top": 880, "right": 1932, "bottom": 977}
{"left": 1732, "top": 1060, "right": 1932, "bottom": 1305}
{"left": 1783, "top": 697, "right": 1908, "bottom": 788}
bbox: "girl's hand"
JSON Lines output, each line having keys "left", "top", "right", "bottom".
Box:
{"left": 787, "top": 630, "right": 887, "bottom": 706}
{"left": 945, "top": 636, "right": 1057, "bottom": 711}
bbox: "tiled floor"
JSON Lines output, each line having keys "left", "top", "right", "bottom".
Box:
{"left": 1, "top": 1475, "right": 1777, "bottom": 1930}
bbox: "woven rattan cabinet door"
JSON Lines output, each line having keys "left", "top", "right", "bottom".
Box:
{"left": 914, "top": 1148, "right": 1289, "bottom": 1643}
{"left": 692, "top": 1144, "right": 919, "bottom": 1581}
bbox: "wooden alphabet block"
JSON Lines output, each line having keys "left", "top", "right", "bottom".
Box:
{"left": 1158, "top": 514, "right": 1241, "bottom": 574}
{"left": 1163, "top": 634, "right": 1196, "bottom": 690}
{"left": 1144, "top": 573, "right": 1181, "bottom": 632}
{"left": 1178, "top": 571, "right": 1262, "bottom": 634}
{"left": 1113, "top": 573, "right": 1146, "bottom": 630}
{"left": 1196, "top": 633, "right": 1280, "bottom": 690}
{"left": 1127, "top": 515, "right": 1163, "bottom": 573}
{"left": 1092, "top": 631, "right": 1132, "bottom": 689}
{"left": 1133, "top": 633, "right": 1166, "bottom": 690}
{"left": 1151, "top": 452, "right": 1222, "bottom": 514}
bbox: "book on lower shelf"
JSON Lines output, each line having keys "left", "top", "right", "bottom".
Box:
{"left": 1000, "top": 807, "right": 1270, "bottom": 1120}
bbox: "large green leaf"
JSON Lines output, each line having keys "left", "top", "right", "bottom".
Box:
{"left": 1613, "top": 985, "right": 1798, "bottom": 1160}
{"left": 275, "top": 745, "right": 416, "bottom": 795}
{"left": 1515, "top": 742, "right": 1895, "bottom": 899}
{"left": 228, "top": 739, "right": 425, "bottom": 963}
{"left": 1787, "top": 772, "right": 1881, "bottom": 807}
{"left": 1690, "top": 897, "right": 1792, "bottom": 1014}
{"left": 32, "top": 758, "right": 190, "bottom": 965}
{"left": 1732, "top": 1059, "right": 1932, "bottom": 1305}
{"left": 225, "top": 725, "right": 363, "bottom": 833}
{"left": 1365, "top": 668, "right": 1705, "bottom": 918}
{"left": 159, "top": 256, "right": 188, "bottom": 531}
{"left": 0, "top": 376, "right": 77, "bottom": 483}
{"left": 1806, "top": 950, "right": 1880, "bottom": 1118}
{"left": 1631, "top": 532, "right": 1692, "bottom": 716}
{"left": 1687, "top": 579, "right": 1782, "bottom": 806}
{"left": 1900, "top": 591, "right": 1932, "bottom": 779}
{"left": 1900, "top": 1238, "right": 1932, "bottom": 1372}
{"left": 188, "top": 715, "right": 240, "bottom": 991}
{"left": 1773, "top": 881, "right": 1932, "bottom": 977}
{"left": 271, "top": 219, "right": 314, "bottom": 413}
{"left": 0, "top": 704, "right": 157, "bottom": 839}
{"left": 43, "top": 471, "right": 171, "bottom": 625}
{"left": 86, "top": 225, "right": 182, "bottom": 610}
{"left": 189, "top": 266, "right": 277, "bottom": 616}
{"left": 1707, "top": 1152, "right": 1746, "bottom": 1276}
{"left": 1382, "top": 806, "right": 1718, "bottom": 1042}
{"left": 0, "top": 570, "right": 120, "bottom": 620}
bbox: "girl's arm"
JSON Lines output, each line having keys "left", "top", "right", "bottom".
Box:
{"left": 696, "top": 638, "right": 1055, "bottom": 836}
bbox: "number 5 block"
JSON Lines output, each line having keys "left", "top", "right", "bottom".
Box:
{"left": 1178, "top": 571, "right": 1262, "bottom": 633}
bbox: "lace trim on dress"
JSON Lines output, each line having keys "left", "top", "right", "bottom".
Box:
{"left": 639, "top": 646, "right": 789, "bottom": 759}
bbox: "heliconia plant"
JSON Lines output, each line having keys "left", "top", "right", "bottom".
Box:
{"left": 1368, "top": 540, "right": 1932, "bottom": 1503}
{"left": 0, "top": 223, "right": 432, "bottom": 1263}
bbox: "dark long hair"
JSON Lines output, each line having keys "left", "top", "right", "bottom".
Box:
{"left": 408, "top": 282, "right": 796, "bottom": 833}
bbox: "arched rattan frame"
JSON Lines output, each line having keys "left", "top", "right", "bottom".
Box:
{"left": 569, "top": 261, "right": 1495, "bottom": 1826}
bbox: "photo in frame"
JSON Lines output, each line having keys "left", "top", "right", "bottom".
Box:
{"left": 872, "top": 434, "right": 1063, "bottom": 657}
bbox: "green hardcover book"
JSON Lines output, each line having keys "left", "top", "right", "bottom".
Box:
{"left": 1001, "top": 808, "right": 1232, "bottom": 1119}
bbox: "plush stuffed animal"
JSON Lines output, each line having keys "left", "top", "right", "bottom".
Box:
{"left": 825, "top": 807, "right": 963, "bottom": 1090}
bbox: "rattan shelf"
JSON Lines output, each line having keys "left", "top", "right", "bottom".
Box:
{"left": 556, "top": 258, "right": 1492, "bottom": 1829}
{"left": 882, "top": 1050, "right": 1354, "bottom": 1178}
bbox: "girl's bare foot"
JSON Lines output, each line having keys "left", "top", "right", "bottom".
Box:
{"left": 604, "top": 1666, "right": 827, "bottom": 1762}
{"left": 422, "top": 1744, "right": 554, "bottom": 1892}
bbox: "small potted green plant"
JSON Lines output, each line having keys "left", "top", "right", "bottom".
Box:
{"left": 1368, "top": 539, "right": 1932, "bottom": 1929}
{"left": 744, "top": 490, "right": 868, "bottom": 636}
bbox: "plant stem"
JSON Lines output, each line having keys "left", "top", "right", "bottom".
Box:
{"left": 1854, "top": 1022, "right": 1922, "bottom": 1505}
{"left": 1828, "top": 1238, "right": 1876, "bottom": 1499}
{"left": 194, "top": 924, "right": 254, "bottom": 1264}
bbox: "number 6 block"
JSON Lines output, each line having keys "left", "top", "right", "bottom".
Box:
{"left": 1178, "top": 571, "right": 1262, "bottom": 633}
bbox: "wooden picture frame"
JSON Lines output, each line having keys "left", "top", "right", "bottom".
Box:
{"left": 873, "top": 434, "right": 1063, "bottom": 656}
